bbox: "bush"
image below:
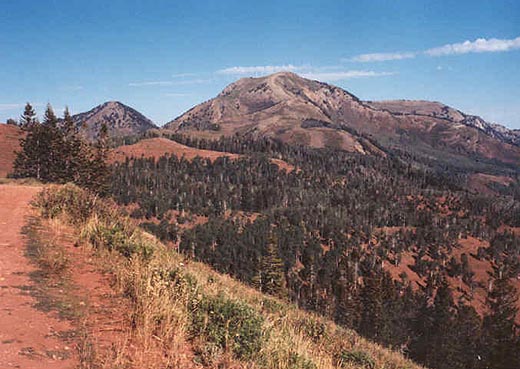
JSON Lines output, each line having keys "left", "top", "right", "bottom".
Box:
{"left": 82, "top": 219, "right": 154, "bottom": 259}
{"left": 288, "top": 352, "right": 317, "bottom": 369}
{"left": 34, "top": 184, "right": 96, "bottom": 224}
{"left": 336, "top": 350, "right": 375, "bottom": 369}
{"left": 298, "top": 317, "right": 327, "bottom": 343}
{"left": 190, "top": 294, "right": 265, "bottom": 360}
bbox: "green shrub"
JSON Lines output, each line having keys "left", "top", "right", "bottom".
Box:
{"left": 34, "top": 183, "right": 96, "bottom": 224}
{"left": 190, "top": 294, "right": 265, "bottom": 360}
{"left": 288, "top": 352, "right": 317, "bottom": 369}
{"left": 261, "top": 297, "right": 287, "bottom": 315}
{"left": 336, "top": 350, "right": 375, "bottom": 369}
{"left": 299, "top": 317, "right": 327, "bottom": 343}
{"left": 194, "top": 342, "right": 223, "bottom": 366}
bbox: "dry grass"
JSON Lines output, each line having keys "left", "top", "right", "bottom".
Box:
{"left": 34, "top": 184, "right": 424, "bottom": 369}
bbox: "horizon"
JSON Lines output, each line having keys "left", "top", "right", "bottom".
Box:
{"left": 1, "top": 1, "right": 519, "bottom": 129}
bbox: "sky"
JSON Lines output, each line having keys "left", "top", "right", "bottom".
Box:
{"left": 1, "top": 0, "right": 519, "bottom": 128}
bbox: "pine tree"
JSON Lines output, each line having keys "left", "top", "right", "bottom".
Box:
{"left": 41, "top": 104, "right": 63, "bottom": 181}
{"left": 359, "top": 273, "right": 384, "bottom": 340}
{"left": 427, "top": 279, "right": 457, "bottom": 369}
{"left": 257, "top": 231, "right": 286, "bottom": 297}
{"left": 62, "top": 106, "right": 75, "bottom": 135}
{"left": 85, "top": 122, "right": 110, "bottom": 194}
{"left": 452, "top": 300, "right": 481, "bottom": 369}
{"left": 12, "top": 104, "right": 109, "bottom": 193}
{"left": 480, "top": 267, "right": 519, "bottom": 369}
{"left": 19, "top": 102, "right": 37, "bottom": 128}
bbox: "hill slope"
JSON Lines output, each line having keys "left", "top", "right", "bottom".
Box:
{"left": 30, "top": 184, "right": 424, "bottom": 369}
{"left": 164, "top": 72, "right": 520, "bottom": 169}
{"left": 367, "top": 99, "right": 520, "bottom": 146}
{"left": 0, "top": 124, "right": 22, "bottom": 177}
{"left": 71, "top": 101, "right": 156, "bottom": 141}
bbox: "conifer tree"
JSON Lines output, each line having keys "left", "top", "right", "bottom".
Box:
{"left": 359, "top": 274, "right": 384, "bottom": 340}
{"left": 427, "top": 279, "right": 457, "bottom": 369}
{"left": 19, "top": 102, "right": 37, "bottom": 128}
{"left": 481, "top": 267, "right": 519, "bottom": 369}
{"left": 257, "top": 231, "right": 286, "bottom": 297}
{"left": 452, "top": 300, "right": 481, "bottom": 369}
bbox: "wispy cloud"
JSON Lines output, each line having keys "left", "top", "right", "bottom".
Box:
{"left": 349, "top": 36, "right": 520, "bottom": 62}
{"left": 128, "top": 78, "right": 211, "bottom": 87}
{"left": 216, "top": 64, "right": 305, "bottom": 75}
{"left": 172, "top": 73, "right": 197, "bottom": 78}
{"left": 164, "top": 92, "right": 191, "bottom": 97}
{"left": 425, "top": 36, "right": 520, "bottom": 56}
{"left": 59, "top": 85, "right": 84, "bottom": 92}
{"left": 348, "top": 52, "right": 416, "bottom": 63}
{"left": 215, "top": 64, "right": 394, "bottom": 81}
{"left": 0, "top": 103, "right": 26, "bottom": 111}
{"left": 128, "top": 81, "right": 174, "bottom": 87}
{"left": 302, "top": 71, "right": 395, "bottom": 81}
{"left": 0, "top": 103, "right": 44, "bottom": 111}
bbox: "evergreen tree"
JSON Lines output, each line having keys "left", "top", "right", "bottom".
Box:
{"left": 12, "top": 104, "right": 109, "bottom": 194}
{"left": 19, "top": 102, "right": 37, "bottom": 128}
{"left": 481, "top": 267, "right": 519, "bottom": 369}
{"left": 452, "top": 300, "right": 481, "bottom": 369}
{"left": 427, "top": 279, "right": 457, "bottom": 369}
{"left": 359, "top": 274, "right": 384, "bottom": 340}
{"left": 257, "top": 231, "right": 286, "bottom": 297}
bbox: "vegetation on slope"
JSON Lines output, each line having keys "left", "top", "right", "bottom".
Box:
{"left": 34, "top": 183, "right": 424, "bottom": 369}
{"left": 111, "top": 135, "right": 520, "bottom": 369}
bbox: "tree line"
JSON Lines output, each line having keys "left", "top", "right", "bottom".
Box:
{"left": 10, "top": 103, "right": 110, "bottom": 193}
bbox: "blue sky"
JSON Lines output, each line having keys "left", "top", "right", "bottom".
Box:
{"left": 1, "top": 0, "right": 519, "bottom": 128}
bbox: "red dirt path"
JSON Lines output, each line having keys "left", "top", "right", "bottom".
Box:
{"left": 0, "top": 184, "right": 77, "bottom": 369}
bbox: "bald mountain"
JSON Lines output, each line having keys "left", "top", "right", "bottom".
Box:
{"left": 163, "top": 72, "right": 520, "bottom": 170}
{"left": 71, "top": 101, "right": 156, "bottom": 141}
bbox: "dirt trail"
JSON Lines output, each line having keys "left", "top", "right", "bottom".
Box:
{"left": 0, "top": 184, "right": 76, "bottom": 369}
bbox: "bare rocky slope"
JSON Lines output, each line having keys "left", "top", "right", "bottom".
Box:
{"left": 70, "top": 101, "right": 156, "bottom": 141}
{"left": 164, "top": 72, "right": 520, "bottom": 169}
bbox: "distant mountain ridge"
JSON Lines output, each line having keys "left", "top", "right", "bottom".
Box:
{"left": 163, "top": 72, "right": 520, "bottom": 169}
{"left": 70, "top": 101, "right": 156, "bottom": 141}
{"left": 366, "top": 99, "right": 520, "bottom": 147}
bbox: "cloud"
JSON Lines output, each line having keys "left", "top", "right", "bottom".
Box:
{"left": 0, "top": 103, "right": 26, "bottom": 111}
{"left": 214, "top": 64, "right": 394, "bottom": 81}
{"left": 216, "top": 64, "right": 305, "bottom": 75}
{"left": 302, "top": 71, "right": 395, "bottom": 81}
{"left": 425, "top": 36, "right": 520, "bottom": 56}
{"left": 348, "top": 36, "right": 520, "bottom": 62}
{"left": 348, "top": 52, "right": 416, "bottom": 63}
{"left": 164, "top": 92, "right": 191, "bottom": 97}
{"left": 128, "top": 78, "right": 211, "bottom": 87}
{"left": 0, "top": 103, "right": 44, "bottom": 111}
{"left": 128, "top": 81, "right": 174, "bottom": 87}
{"left": 172, "top": 73, "right": 197, "bottom": 78}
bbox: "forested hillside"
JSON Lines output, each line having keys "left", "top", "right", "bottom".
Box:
{"left": 111, "top": 134, "right": 520, "bottom": 369}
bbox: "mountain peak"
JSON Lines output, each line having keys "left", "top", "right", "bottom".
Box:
{"left": 164, "top": 73, "right": 520, "bottom": 167}
{"left": 71, "top": 101, "right": 156, "bottom": 140}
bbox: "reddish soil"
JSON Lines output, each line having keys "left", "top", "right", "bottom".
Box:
{"left": 110, "top": 137, "right": 295, "bottom": 171}
{"left": 0, "top": 124, "right": 23, "bottom": 177}
{"left": 383, "top": 231, "right": 520, "bottom": 322}
{"left": 0, "top": 184, "right": 77, "bottom": 369}
{"left": 110, "top": 137, "right": 241, "bottom": 163}
{"left": 468, "top": 173, "right": 514, "bottom": 195}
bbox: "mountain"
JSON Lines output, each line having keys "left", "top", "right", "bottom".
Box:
{"left": 164, "top": 72, "right": 520, "bottom": 169}
{"left": 71, "top": 101, "right": 156, "bottom": 140}
{"left": 367, "top": 99, "right": 520, "bottom": 146}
